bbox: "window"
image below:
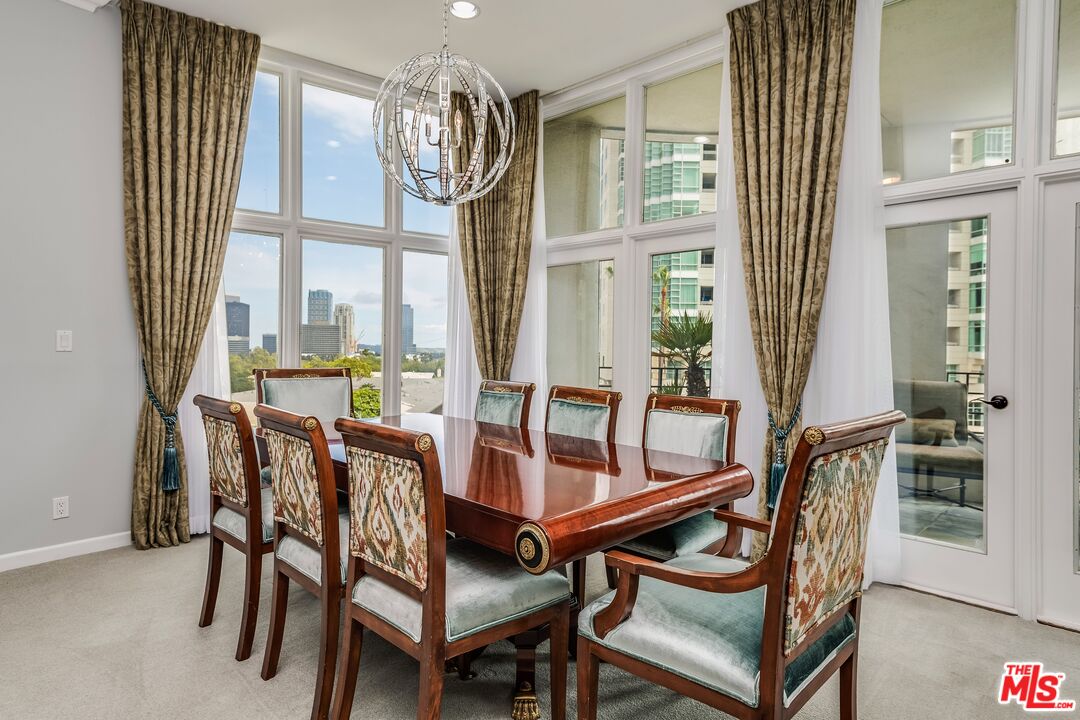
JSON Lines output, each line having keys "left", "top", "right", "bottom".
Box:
{"left": 968, "top": 320, "right": 985, "bottom": 353}
{"left": 543, "top": 95, "right": 627, "bottom": 237}
{"left": 1055, "top": 0, "right": 1080, "bottom": 157}
{"left": 235, "top": 72, "right": 280, "bottom": 214}
{"left": 302, "top": 83, "right": 384, "bottom": 227}
{"left": 650, "top": 250, "right": 713, "bottom": 396}
{"left": 222, "top": 232, "right": 280, "bottom": 402}
{"left": 643, "top": 64, "right": 722, "bottom": 223}
{"left": 700, "top": 286, "right": 714, "bottom": 304}
{"left": 970, "top": 242, "right": 987, "bottom": 276}
{"left": 547, "top": 260, "right": 615, "bottom": 389}
{"left": 969, "top": 282, "right": 986, "bottom": 313}
{"left": 401, "top": 251, "right": 448, "bottom": 413}
{"left": 947, "top": 289, "right": 961, "bottom": 307}
{"left": 301, "top": 239, "right": 384, "bottom": 417}
{"left": 880, "top": 0, "right": 1016, "bottom": 183}
{"left": 949, "top": 251, "right": 963, "bottom": 269}
{"left": 947, "top": 326, "right": 961, "bottom": 346}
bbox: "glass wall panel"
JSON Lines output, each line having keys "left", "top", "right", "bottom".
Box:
{"left": 649, "top": 249, "right": 713, "bottom": 396}
{"left": 880, "top": 0, "right": 1016, "bottom": 183}
{"left": 235, "top": 72, "right": 280, "bottom": 213}
{"left": 401, "top": 251, "right": 448, "bottom": 414}
{"left": 1056, "top": 0, "right": 1080, "bottom": 157}
{"left": 302, "top": 83, "right": 384, "bottom": 226}
{"left": 222, "top": 232, "right": 280, "bottom": 405}
{"left": 643, "top": 64, "right": 722, "bottom": 222}
{"left": 301, "top": 239, "right": 384, "bottom": 417}
{"left": 547, "top": 260, "right": 615, "bottom": 389}
{"left": 543, "top": 95, "right": 626, "bottom": 237}
{"left": 887, "top": 218, "right": 989, "bottom": 550}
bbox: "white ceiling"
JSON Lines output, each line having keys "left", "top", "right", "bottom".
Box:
{"left": 139, "top": 0, "right": 737, "bottom": 97}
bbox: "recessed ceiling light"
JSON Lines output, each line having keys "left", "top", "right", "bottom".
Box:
{"left": 450, "top": 1, "right": 480, "bottom": 19}
{"left": 693, "top": 135, "right": 711, "bottom": 144}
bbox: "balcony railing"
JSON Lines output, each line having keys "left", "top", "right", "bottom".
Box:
{"left": 947, "top": 370, "right": 985, "bottom": 437}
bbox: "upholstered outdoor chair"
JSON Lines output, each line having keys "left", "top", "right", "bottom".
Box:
{"left": 330, "top": 417, "right": 572, "bottom": 720}
{"left": 474, "top": 379, "right": 536, "bottom": 430}
{"left": 545, "top": 385, "right": 621, "bottom": 443}
{"left": 193, "top": 395, "right": 274, "bottom": 662}
{"left": 254, "top": 404, "right": 349, "bottom": 720}
{"left": 544, "top": 385, "right": 623, "bottom": 609}
{"left": 255, "top": 367, "right": 354, "bottom": 423}
{"left": 605, "top": 394, "right": 742, "bottom": 587}
{"left": 577, "top": 410, "right": 905, "bottom": 720}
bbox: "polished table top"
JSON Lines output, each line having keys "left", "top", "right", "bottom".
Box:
{"left": 305, "top": 413, "right": 755, "bottom": 572}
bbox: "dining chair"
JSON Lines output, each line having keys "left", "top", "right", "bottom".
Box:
{"left": 330, "top": 417, "right": 572, "bottom": 720}
{"left": 605, "top": 393, "right": 742, "bottom": 588}
{"left": 544, "top": 385, "right": 622, "bottom": 609}
{"left": 255, "top": 404, "right": 349, "bottom": 720}
{"left": 474, "top": 379, "right": 536, "bottom": 430}
{"left": 254, "top": 367, "right": 354, "bottom": 422}
{"left": 193, "top": 395, "right": 274, "bottom": 662}
{"left": 577, "top": 410, "right": 905, "bottom": 720}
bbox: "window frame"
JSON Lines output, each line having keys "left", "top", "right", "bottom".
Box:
{"left": 230, "top": 49, "right": 451, "bottom": 418}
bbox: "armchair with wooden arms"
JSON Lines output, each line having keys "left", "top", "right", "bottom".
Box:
{"left": 254, "top": 367, "right": 354, "bottom": 422}
{"left": 576, "top": 410, "right": 905, "bottom": 720}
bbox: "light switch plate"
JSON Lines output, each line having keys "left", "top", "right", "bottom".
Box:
{"left": 56, "top": 330, "right": 73, "bottom": 352}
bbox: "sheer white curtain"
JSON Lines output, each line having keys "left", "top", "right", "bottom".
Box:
{"left": 180, "top": 284, "right": 230, "bottom": 535}
{"left": 803, "top": 0, "right": 899, "bottom": 587}
{"left": 443, "top": 112, "right": 548, "bottom": 430}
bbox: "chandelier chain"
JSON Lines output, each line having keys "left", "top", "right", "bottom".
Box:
{"left": 442, "top": 0, "right": 449, "bottom": 49}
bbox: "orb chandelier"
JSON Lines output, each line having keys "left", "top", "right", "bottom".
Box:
{"left": 373, "top": 0, "right": 515, "bottom": 206}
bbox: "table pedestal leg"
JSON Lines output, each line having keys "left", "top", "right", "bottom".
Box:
{"left": 512, "top": 632, "right": 541, "bottom": 720}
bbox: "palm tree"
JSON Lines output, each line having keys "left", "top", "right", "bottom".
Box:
{"left": 652, "top": 264, "right": 671, "bottom": 329}
{"left": 651, "top": 311, "right": 712, "bottom": 397}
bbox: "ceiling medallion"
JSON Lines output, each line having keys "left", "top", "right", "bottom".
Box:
{"left": 373, "top": 0, "right": 514, "bottom": 206}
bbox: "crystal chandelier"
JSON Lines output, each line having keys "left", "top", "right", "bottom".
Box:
{"left": 373, "top": 0, "right": 515, "bottom": 206}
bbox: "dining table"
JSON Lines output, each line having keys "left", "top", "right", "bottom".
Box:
{"left": 258, "top": 412, "right": 754, "bottom": 720}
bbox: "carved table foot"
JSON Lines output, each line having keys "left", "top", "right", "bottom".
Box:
{"left": 511, "top": 681, "right": 540, "bottom": 720}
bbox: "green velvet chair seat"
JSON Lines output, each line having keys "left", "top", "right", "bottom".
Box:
{"left": 475, "top": 390, "right": 525, "bottom": 427}
{"left": 546, "top": 398, "right": 611, "bottom": 441}
{"left": 212, "top": 481, "right": 274, "bottom": 544}
{"left": 276, "top": 510, "right": 350, "bottom": 586}
{"left": 617, "top": 512, "right": 729, "bottom": 561}
{"left": 351, "top": 538, "right": 571, "bottom": 643}
{"left": 262, "top": 377, "right": 351, "bottom": 422}
{"left": 578, "top": 553, "right": 856, "bottom": 708}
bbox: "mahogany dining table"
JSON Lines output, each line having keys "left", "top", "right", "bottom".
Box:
{"left": 258, "top": 412, "right": 753, "bottom": 719}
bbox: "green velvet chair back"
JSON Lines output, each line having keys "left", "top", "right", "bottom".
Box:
{"left": 641, "top": 394, "right": 740, "bottom": 463}
{"left": 254, "top": 367, "right": 353, "bottom": 422}
{"left": 545, "top": 385, "right": 622, "bottom": 443}
{"left": 474, "top": 379, "right": 536, "bottom": 430}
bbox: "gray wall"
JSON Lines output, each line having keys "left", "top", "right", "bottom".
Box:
{"left": 0, "top": 0, "right": 138, "bottom": 557}
{"left": 886, "top": 224, "right": 948, "bottom": 382}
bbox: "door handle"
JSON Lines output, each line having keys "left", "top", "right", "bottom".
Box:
{"left": 977, "top": 395, "right": 1009, "bottom": 410}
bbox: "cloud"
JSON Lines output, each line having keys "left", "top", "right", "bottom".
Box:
{"left": 304, "top": 84, "right": 374, "bottom": 144}
{"left": 326, "top": 139, "right": 341, "bottom": 148}
{"left": 325, "top": 175, "right": 337, "bottom": 181}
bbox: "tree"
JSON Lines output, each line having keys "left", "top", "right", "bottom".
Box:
{"left": 652, "top": 264, "right": 671, "bottom": 329}
{"left": 352, "top": 385, "right": 381, "bottom": 418}
{"left": 651, "top": 311, "right": 712, "bottom": 397}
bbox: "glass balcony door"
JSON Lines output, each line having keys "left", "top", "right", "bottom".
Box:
{"left": 885, "top": 190, "right": 1017, "bottom": 611}
{"left": 1037, "top": 179, "right": 1080, "bottom": 630}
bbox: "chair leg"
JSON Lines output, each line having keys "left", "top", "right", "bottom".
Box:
{"left": 840, "top": 652, "right": 858, "bottom": 720}
{"left": 576, "top": 637, "right": 599, "bottom": 720}
{"left": 549, "top": 604, "right": 569, "bottom": 720}
{"left": 330, "top": 616, "right": 364, "bottom": 720}
{"left": 236, "top": 549, "right": 263, "bottom": 661}
{"left": 261, "top": 567, "right": 290, "bottom": 681}
{"left": 604, "top": 565, "right": 618, "bottom": 590}
{"left": 571, "top": 560, "right": 587, "bottom": 606}
{"left": 199, "top": 535, "right": 224, "bottom": 628}
{"left": 312, "top": 586, "right": 342, "bottom": 720}
{"left": 418, "top": 649, "right": 445, "bottom": 720}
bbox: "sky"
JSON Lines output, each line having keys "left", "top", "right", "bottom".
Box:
{"left": 226, "top": 72, "right": 450, "bottom": 354}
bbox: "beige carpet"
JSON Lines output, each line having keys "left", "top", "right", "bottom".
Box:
{"left": 0, "top": 537, "right": 1076, "bottom": 719}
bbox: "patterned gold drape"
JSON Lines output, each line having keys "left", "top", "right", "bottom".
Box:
{"left": 452, "top": 90, "right": 539, "bottom": 381}
{"left": 726, "top": 0, "right": 856, "bottom": 557}
{"left": 122, "top": 0, "right": 260, "bottom": 549}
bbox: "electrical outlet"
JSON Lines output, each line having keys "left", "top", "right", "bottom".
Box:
{"left": 52, "top": 496, "right": 69, "bottom": 520}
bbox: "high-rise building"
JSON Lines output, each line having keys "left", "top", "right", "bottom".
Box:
{"left": 301, "top": 324, "right": 342, "bottom": 359}
{"left": 225, "top": 294, "right": 250, "bottom": 354}
{"left": 333, "top": 303, "right": 355, "bottom": 355}
{"left": 402, "top": 304, "right": 416, "bottom": 354}
{"left": 262, "top": 334, "right": 277, "bottom": 355}
{"left": 307, "top": 289, "right": 333, "bottom": 325}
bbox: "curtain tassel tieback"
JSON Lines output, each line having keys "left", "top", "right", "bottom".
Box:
{"left": 142, "top": 361, "right": 180, "bottom": 493}
{"left": 766, "top": 403, "right": 802, "bottom": 512}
